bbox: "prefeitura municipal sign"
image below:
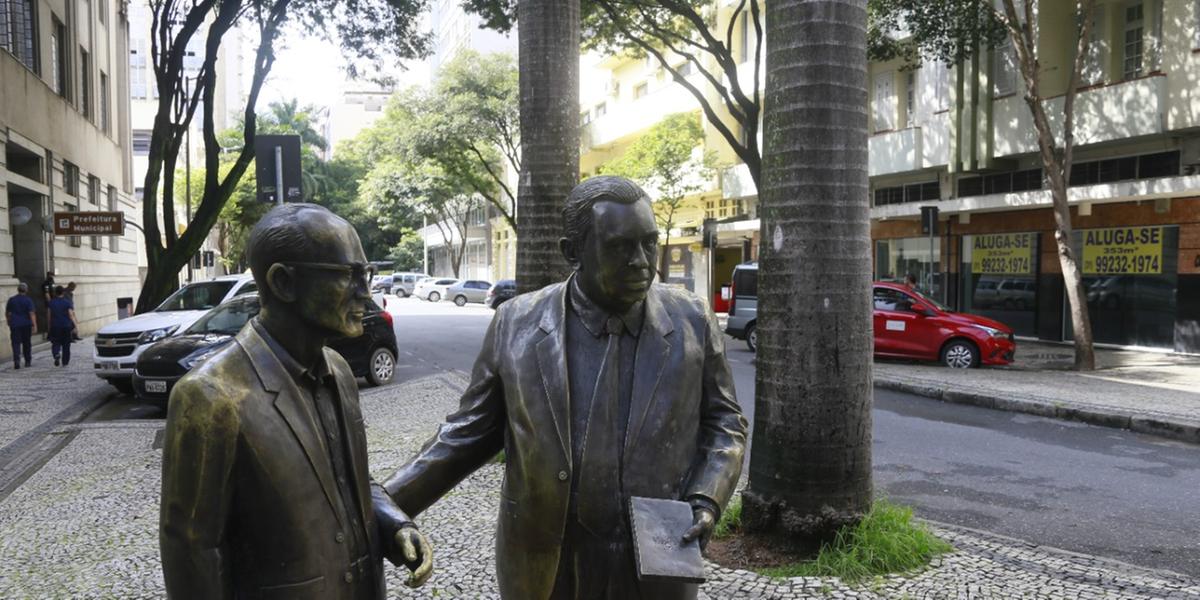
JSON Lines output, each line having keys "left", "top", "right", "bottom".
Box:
{"left": 53, "top": 211, "right": 125, "bottom": 235}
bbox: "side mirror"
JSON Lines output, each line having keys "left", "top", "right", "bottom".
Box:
{"left": 910, "top": 303, "right": 933, "bottom": 316}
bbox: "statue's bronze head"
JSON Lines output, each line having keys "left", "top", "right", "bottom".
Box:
{"left": 247, "top": 203, "right": 373, "bottom": 339}
{"left": 560, "top": 176, "right": 658, "bottom": 313}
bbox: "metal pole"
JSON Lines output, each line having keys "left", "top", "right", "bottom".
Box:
{"left": 274, "top": 146, "right": 284, "bottom": 206}
{"left": 185, "top": 117, "right": 193, "bottom": 283}
{"left": 929, "top": 228, "right": 935, "bottom": 298}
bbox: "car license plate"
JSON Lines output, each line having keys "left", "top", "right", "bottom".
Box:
{"left": 99, "top": 360, "right": 119, "bottom": 371}
{"left": 145, "top": 380, "right": 168, "bottom": 394}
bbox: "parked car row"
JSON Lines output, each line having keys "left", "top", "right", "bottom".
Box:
{"left": 374, "top": 274, "right": 516, "bottom": 309}
{"left": 723, "top": 262, "right": 1016, "bottom": 369}
{"left": 132, "top": 294, "right": 398, "bottom": 404}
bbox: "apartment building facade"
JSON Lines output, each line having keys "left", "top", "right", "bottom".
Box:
{"left": 1, "top": 0, "right": 143, "bottom": 359}
{"left": 869, "top": 0, "right": 1200, "bottom": 353}
{"left": 578, "top": 0, "right": 763, "bottom": 305}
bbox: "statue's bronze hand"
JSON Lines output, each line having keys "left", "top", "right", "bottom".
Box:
{"left": 681, "top": 506, "right": 716, "bottom": 550}
{"left": 393, "top": 526, "right": 433, "bottom": 588}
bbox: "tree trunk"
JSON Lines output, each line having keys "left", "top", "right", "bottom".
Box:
{"left": 1047, "top": 171, "right": 1096, "bottom": 370}
{"left": 743, "top": 0, "right": 874, "bottom": 545}
{"left": 515, "top": 0, "right": 579, "bottom": 294}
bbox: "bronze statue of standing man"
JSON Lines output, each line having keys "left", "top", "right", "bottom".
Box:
{"left": 385, "top": 176, "right": 748, "bottom": 599}
{"left": 159, "top": 203, "right": 432, "bottom": 599}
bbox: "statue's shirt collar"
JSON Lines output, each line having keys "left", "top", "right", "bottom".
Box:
{"left": 251, "top": 317, "right": 332, "bottom": 387}
{"left": 567, "top": 275, "right": 643, "bottom": 338}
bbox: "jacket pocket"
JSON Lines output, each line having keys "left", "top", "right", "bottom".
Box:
{"left": 258, "top": 575, "right": 325, "bottom": 600}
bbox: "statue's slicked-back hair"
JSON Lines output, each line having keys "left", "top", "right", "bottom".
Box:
{"left": 246, "top": 203, "right": 350, "bottom": 304}
{"left": 562, "top": 176, "right": 650, "bottom": 245}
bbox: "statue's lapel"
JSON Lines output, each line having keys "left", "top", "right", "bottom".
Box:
{"left": 626, "top": 287, "right": 674, "bottom": 456}
{"left": 327, "top": 347, "right": 374, "bottom": 530}
{"left": 536, "top": 285, "right": 572, "bottom": 467}
{"left": 240, "top": 325, "right": 346, "bottom": 529}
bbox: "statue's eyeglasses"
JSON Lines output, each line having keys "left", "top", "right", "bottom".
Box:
{"left": 281, "top": 262, "right": 377, "bottom": 285}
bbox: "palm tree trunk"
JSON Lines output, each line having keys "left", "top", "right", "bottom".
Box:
{"left": 515, "top": 0, "right": 579, "bottom": 293}
{"left": 742, "top": 0, "right": 873, "bottom": 545}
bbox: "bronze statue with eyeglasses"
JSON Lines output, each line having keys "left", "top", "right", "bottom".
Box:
{"left": 160, "top": 203, "right": 432, "bottom": 600}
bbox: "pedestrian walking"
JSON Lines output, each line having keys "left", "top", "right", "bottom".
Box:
{"left": 48, "top": 286, "right": 78, "bottom": 367}
{"left": 40, "top": 271, "right": 55, "bottom": 340}
{"left": 65, "top": 282, "right": 82, "bottom": 341}
{"left": 6, "top": 283, "right": 37, "bottom": 369}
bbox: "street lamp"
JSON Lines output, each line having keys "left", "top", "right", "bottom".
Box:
{"left": 182, "top": 75, "right": 198, "bottom": 282}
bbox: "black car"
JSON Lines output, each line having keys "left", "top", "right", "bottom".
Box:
{"left": 133, "top": 295, "right": 398, "bottom": 404}
{"left": 487, "top": 279, "right": 517, "bottom": 309}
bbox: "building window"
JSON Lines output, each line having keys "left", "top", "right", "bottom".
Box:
{"left": 738, "top": 12, "right": 750, "bottom": 64}
{"left": 88, "top": 175, "right": 100, "bottom": 205}
{"left": 130, "top": 47, "right": 147, "bottom": 99}
{"left": 100, "top": 72, "right": 109, "bottom": 133}
{"left": 1194, "top": 0, "right": 1200, "bottom": 48}
{"left": 1082, "top": 7, "right": 1107, "bottom": 85}
{"left": 1123, "top": 2, "right": 1144, "bottom": 79}
{"left": 873, "top": 71, "right": 896, "bottom": 132}
{"left": 106, "top": 185, "right": 120, "bottom": 253}
{"left": 634, "top": 82, "right": 649, "bottom": 99}
{"left": 594, "top": 102, "right": 607, "bottom": 117}
{"left": 580, "top": 110, "right": 591, "bottom": 126}
{"left": 80, "top": 47, "right": 92, "bottom": 118}
{"left": 51, "top": 16, "right": 68, "bottom": 96}
{"left": 992, "top": 38, "right": 1016, "bottom": 96}
{"left": 67, "top": 204, "right": 81, "bottom": 247}
{"left": 905, "top": 71, "right": 916, "bottom": 127}
{"left": 930, "top": 62, "right": 950, "bottom": 113}
{"left": 134, "top": 187, "right": 144, "bottom": 202}
{"left": 0, "top": 0, "right": 39, "bottom": 72}
{"left": 63, "top": 162, "right": 79, "bottom": 196}
{"left": 132, "top": 130, "right": 152, "bottom": 155}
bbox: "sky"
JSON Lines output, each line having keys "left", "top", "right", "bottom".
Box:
{"left": 257, "top": 26, "right": 431, "bottom": 112}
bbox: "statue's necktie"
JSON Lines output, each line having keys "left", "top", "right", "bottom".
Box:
{"left": 577, "top": 316, "right": 624, "bottom": 536}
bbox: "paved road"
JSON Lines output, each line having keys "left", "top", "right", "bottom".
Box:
{"left": 386, "top": 296, "right": 1200, "bottom": 577}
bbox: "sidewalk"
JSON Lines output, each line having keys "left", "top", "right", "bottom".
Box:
{"left": 2, "top": 372, "right": 1199, "bottom": 598}
{"left": 874, "top": 340, "right": 1200, "bottom": 445}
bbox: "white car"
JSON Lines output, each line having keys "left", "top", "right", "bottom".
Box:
{"left": 93, "top": 274, "right": 257, "bottom": 393}
{"left": 413, "top": 277, "right": 459, "bottom": 302}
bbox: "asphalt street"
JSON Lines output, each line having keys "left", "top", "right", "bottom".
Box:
{"left": 386, "top": 296, "right": 1200, "bottom": 578}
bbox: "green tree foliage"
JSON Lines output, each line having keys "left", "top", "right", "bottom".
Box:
{"left": 412, "top": 51, "right": 520, "bottom": 230}
{"left": 866, "top": 0, "right": 1006, "bottom": 66}
{"left": 135, "top": 0, "right": 430, "bottom": 313}
{"left": 601, "top": 112, "right": 714, "bottom": 278}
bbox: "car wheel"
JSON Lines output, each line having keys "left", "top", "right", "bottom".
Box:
{"left": 454, "top": 295, "right": 468, "bottom": 307}
{"left": 746, "top": 324, "right": 758, "bottom": 353}
{"left": 366, "top": 347, "right": 396, "bottom": 386}
{"left": 399, "top": 289, "right": 409, "bottom": 298}
{"left": 941, "top": 339, "right": 979, "bottom": 369}
{"left": 109, "top": 378, "right": 134, "bottom": 394}
{"left": 429, "top": 291, "right": 441, "bottom": 303}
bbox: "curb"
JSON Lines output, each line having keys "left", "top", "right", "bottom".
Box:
{"left": 875, "top": 377, "right": 1200, "bottom": 446}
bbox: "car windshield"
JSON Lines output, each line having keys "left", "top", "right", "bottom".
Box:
{"left": 155, "top": 281, "right": 236, "bottom": 312}
{"left": 185, "top": 298, "right": 261, "bottom": 335}
{"left": 908, "top": 287, "right": 952, "bottom": 312}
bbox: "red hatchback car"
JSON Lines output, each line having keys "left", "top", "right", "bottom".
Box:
{"left": 873, "top": 282, "right": 1016, "bottom": 368}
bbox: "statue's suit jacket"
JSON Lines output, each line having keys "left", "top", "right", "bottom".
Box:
{"left": 385, "top": 281, "right": 747, "bottom": 600}
{"left": 160, "top": 323, "right": 411, "bottom": 600}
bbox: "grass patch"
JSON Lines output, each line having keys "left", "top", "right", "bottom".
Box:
{"left": 756, "top": 499, "right": 952, "bottom": 583}
{"left": 491, "top": 451, "right": 506, "bottom": 464}
{"left": 713, "top": 495, "right": 742, "bottom": 539}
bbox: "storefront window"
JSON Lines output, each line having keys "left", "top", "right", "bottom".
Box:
{"left": 876, "top": 238, "right": 943, "bottom": 301}
{"left": 1068, "top": 226, "right": 1178, "bottom": 348}
{"left": 960, "top": 232, "right": 1038, "bottom": 337}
